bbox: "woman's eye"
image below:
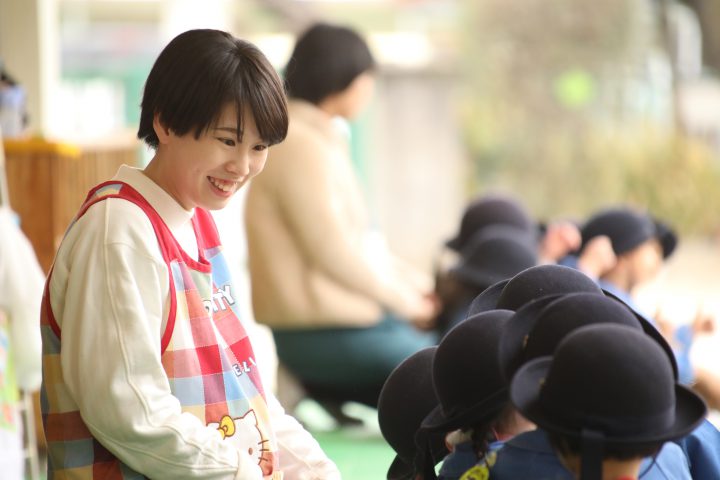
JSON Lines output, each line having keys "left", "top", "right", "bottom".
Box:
{"left": 254, "top": 144, "right": 268, "bottom": 152}
{"left": 218, "top": 138, "right": 236, "bottom": 147}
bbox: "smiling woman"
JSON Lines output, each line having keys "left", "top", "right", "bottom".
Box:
{"left": 143, "top": 103, "right": 271, "bottom": 211}
{"left": 137, "top": 28, "right": 288, "bottom": 212}
{"left": 39, "top": 28, "right": 342, "bottom": 480}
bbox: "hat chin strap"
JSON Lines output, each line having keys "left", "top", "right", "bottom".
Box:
{"left": 580, "top": 428, "right": 604, "bottom": 480}
{"left": 413, "top": 430, "right": 438, "bottom": 480}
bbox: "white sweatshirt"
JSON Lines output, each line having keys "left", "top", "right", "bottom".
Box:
{"left": 47, "top": 165, "right": 340, "bottom": 479}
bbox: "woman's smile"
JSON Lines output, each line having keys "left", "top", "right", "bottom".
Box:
{"left": 208, "top": 176, "right": 240, "bottom": 195}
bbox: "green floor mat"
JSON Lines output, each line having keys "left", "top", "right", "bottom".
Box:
{"left": 315, "top": 429, "right": 395, "bottom": 479}
{"left": 297, "top": 399, "right": 395, "bottom": 479}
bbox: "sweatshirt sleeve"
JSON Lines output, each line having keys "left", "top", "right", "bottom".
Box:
{"left": 0, "top": 207, "right": 44, "bottom": 391}
{"left": 273, "top": 133, "right": 426, "bottom": 320}
{"left": 51, "top": 200, "right": 262, "bottom": 480}
{"left": 267, "top": 393, "right": 342, "bottom": 480}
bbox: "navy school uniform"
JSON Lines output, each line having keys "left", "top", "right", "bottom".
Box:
{"left": 438, "top": 440, "right": 502, "bottom": 480}
{"left": 475, "top": 429, "right": 691, "bottom": 480}
{"left": 676, "top": 419, "right": 720, "bottom": 479}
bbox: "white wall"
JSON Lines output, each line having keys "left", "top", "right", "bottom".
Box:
{"left": 365, "top": 68, "right": 469, "bottom": 270}
{"left": 0, "top": 0, "right": 59, "bottom": 136}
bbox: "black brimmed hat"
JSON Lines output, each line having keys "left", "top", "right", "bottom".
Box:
{"left": 450, "top": 225, "right": 538, "bottom": 292}
{"left": 467, "top": 264, "right": 603, "bottom": 316}
{"left": 446, "top": 194, "right": 535, "bottom": 252}
{"left": 378, "top": 347, "right": 447, "bottom": 480}
{"left": 421, "top": 310, "right": 513, "bottom": 433}
{"left": 580, "top": 207, "right": 677, "bottom": 259}
{"left": 511, "top": 324, "right": 706, "bottom": 480}
{"left": 497, "top": 292, "right": 678, "bottom": 382}
{"left": 653, "top": 217, "right": 678, "bottom": 259}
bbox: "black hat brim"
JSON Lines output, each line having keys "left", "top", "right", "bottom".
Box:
{"left": 445, "top": 235, "right": 462, "bottom": 252}
{"left": 497, "top": 295, "right": 564, "bottom": 382}
{"left": 653, "top": 219, "right": 677, "bottom": 259}
{"left": 497, "top": 290, "right": 680, "bottom": 383}
{"left": 387, "top": 455, "right": 415, "bottom": 480}
{"left": 511, "top": 357, "right": 706, "bottom": 447}
{"left": 419, "top": 388, "right": 507, "bottom": 433}
{"left": 466, "top": 280, "right": 508, "bottom": 316}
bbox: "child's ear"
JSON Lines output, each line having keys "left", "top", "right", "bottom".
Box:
{"left": 153, "top": 113, "right": 172, "bottom": 144}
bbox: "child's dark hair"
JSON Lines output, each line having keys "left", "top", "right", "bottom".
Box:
{"left": 548, "top": 432, "right": 662, "bottom": 462}
{"left": 284, "top": 23, "right": 375, "bottom": 104}
{"left": 467, "top": 404, "right": 515, "bottom": 457}
{"left": 138, "top": 29, "right": 288, "bottom": 149}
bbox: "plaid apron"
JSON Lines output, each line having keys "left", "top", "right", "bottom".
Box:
{"left": 41, "top": 182, "right": 279, "bottom": 479}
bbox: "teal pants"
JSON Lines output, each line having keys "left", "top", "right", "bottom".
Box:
{"left": 273, "top": 313, "right": 437, "bottom": 406}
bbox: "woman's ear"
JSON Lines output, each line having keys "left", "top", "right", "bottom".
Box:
{"left": 153, "top": 113, "right": 172, "bottom": 145}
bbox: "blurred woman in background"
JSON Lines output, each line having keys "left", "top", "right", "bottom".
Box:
{"left": 246, "top": 23, "right": 437, "bottom": 414}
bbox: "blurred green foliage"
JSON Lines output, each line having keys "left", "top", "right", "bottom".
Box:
{"left": 620, "top": 131, "right": 720, "bottom": 234}
{"left": 458, "top": 0, "right": 720, "bottom": 234}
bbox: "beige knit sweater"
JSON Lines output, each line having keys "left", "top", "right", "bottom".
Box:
{"left": 245, "top": 100, "right": 431, "bottom": 329}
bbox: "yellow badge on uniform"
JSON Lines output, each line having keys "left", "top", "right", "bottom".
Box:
{"left": 459, "top": 464, "right": 489, "bottom": 480}
{"left": 459, "top": 451, "right": 497, "bottom": 480}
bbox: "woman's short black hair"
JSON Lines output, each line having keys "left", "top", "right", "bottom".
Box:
{"left": 284, "top": 23, "right": 375, "bottom": 105}
{"left": 138, "top": 29, "right": 288, "bottom": 149}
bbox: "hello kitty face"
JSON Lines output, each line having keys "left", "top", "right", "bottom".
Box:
{"left": 209, "top": 410, "right": 274, "bottom": 475}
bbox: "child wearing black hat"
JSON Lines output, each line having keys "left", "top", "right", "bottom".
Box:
{"left": 510, "top": 323, "right": 706, "bottom": 480}
{"left": 430, "top": 264, "right": 614, "bottom": 479}
{"left": 439, "top": 194, "right": 582, "bottom": 283}
{"left": 378, "top": 347, "right": 448, "bottom": 480}
{"left": 434, "top": 195, "right": 537, "bottom": 330}
{"left": 444, "top": 195, "right": 536, "bottom": 254}
{"left": 418, "top": 310, "right": 534, "bottom": 480}
{"left": 572, "top": 207, "right": 720, "bottom": 419}
{"left": 571, "top": 207, "right": 720, "bottom": 477}
{"left": 458, "top": 263, "right": 720, "bottom": 479}
{"left": 475, "top": 293, "right": 693, "bottom": 480}
{"left": 434, "top": 225, "right": 538, "bottom": 335}
{"left": 577, "top": 207, "right": 677, "bottom": 304}
{"left": 443, "top": 193, "right": 583, "bottom": 264}
{"left": 436, "top": 195, "right": 579, "bottom": 320}
{"left": 569, "top": 206, "right": 701, "bottom": 380}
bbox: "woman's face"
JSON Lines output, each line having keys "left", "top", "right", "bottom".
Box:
{"left": 146, "top": 103, "right": 270, "bottom": 211}
{"left": 333, "top": 72, "right": 376, "bottom": 120}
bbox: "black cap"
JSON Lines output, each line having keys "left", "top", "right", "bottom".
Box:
{"left": 446, "top": 194, "right": 535, "bottom": 252}
{"left": 511, "top": 324, "right": 706, "bottom": 477}
{"left": 467, "top": 264, "right": 603, "bottom": 316}
{"left": 421, "top": 310, "right": 513, "bottom": 433}
{"left": 497, "top": 292, "right": 679, "bottom": 382}
{"left": 450, "top": 225, "right": 538, "bottom": 292}
{"left": 581, "top": 207, "right": 677, "bottom": 259}
{"left": 378, "top": 347, "right": 447, "bottom": 480}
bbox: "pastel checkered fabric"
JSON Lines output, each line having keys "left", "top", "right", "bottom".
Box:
{"left": 0, "top": 310, "right": 19, "bottom": 432}
{"left": 41, "top": 182, "right": 278, "bottom": 478}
